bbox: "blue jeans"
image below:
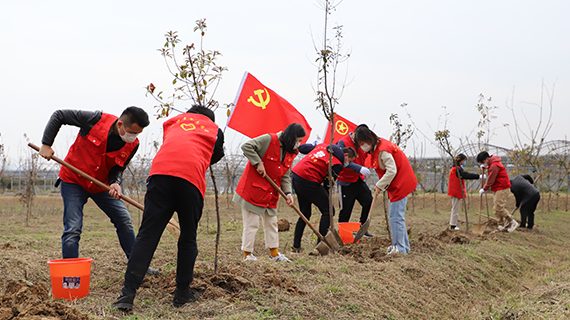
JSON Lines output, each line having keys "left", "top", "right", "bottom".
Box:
{"left": 60, "top": 181, "right": 136, "bottom": 259}
{"left": 389, "top": 196, "right": 410, "bottom": 255}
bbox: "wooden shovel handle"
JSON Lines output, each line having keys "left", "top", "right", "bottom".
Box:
{"left": 262, "top": 174, "right": 327, "bottom": 243}
{"left": 29, "top": 142, "right": 145, "bottom": 210}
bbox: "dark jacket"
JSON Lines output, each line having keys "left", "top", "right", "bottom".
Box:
{"left": 510, "top": 174, "right": 539, "bottom": 207}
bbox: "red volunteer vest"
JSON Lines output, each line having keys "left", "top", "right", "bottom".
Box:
{"left": 488, "top": 161, "right": 511, "bottom": 192}
{"left": 59, "top": 113, "right": 138, "bottom": 193}
{"left": 292, "top": 143, "right": 342, "bottom": 184}
{"left": 336, "top": 135, "right": 367, "bottom": 183}
{"left": 370, "top": 138, "right": 417, "bottom": 202}
{"left": 235, "top": 134, "right": 297, "bottom": 209}
{"left": 447, "top": 166, "right": 467, "bottom": 198}
{"left": 149, "top": 113, "right": 218, "bottom": 197}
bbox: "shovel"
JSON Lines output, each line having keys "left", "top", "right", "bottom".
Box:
{"left": 28, "top": 142, "right": 181, "bottom": 239}
{"left": 262, "top": 174, "right": 333, "bottom": 255}
{"left": 352, "top": 191, "right": 377, "bottom": 243}
{"left": 472, "top": 167, "right": 486, "bottom": 235}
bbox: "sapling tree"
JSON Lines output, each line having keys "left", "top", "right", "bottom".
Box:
{"left": 145, "top": 19, "right": 230, "bottom": 273}
{"left": 313, "top": 0, "right": 350, "bottom": 242}
{"left": 0, "top": 133, "right": 7, "bottom": 193}
{"left": 19, "top": 134, "right": 43, "bottom": 226}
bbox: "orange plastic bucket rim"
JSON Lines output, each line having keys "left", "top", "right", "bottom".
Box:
{"left": 47, "top": 257, "right": 94, "bottom": 301}
{"left": 337, "top": 222, "right": 362, "bottom": 244}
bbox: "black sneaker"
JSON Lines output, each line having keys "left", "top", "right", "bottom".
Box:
{"left": 112, "top": 287, "right": 136, "bottom": 311}
{"left": 173, "top": 288, "right": 200, "bottom": 307}
{"left": 363, "top": 231, "right": 374, "bottom": 238}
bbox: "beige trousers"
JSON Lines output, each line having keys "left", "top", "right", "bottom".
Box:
{"left": 449, "top": 197, "right": 461, "bottom": 226}
{"left": 493, "top": 188, "right": 513, "bottom": 226}
{"left": 241, "top": 208, "right": 279, "bottom": 252}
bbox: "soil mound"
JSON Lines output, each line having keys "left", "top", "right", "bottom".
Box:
{"left": 0, "top": 280, "right": 88, "bottom": 320}
{"left": 277, "top": 219, "right": 290, "bottom": 232}
{"left": 1, "top": 243, "right": 17, "bottom": 250}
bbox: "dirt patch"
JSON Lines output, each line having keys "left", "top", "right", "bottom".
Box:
{"left": 1, "top": 243, "right": 17, "bottom": 250}
{"left": 0, "top": 280, "right": 88, "bottom": 320}
{"left": 277, "top": 218, "right": 290, "bottom": 232}
{"left": 435, "top": 228, "right": 472, "bottom": 244}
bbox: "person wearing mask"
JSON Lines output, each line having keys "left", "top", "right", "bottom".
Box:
{"left": 353, "top": 126, "right": 417, "bottom": 255}
{"left": 112, "top": 105, "right": 224, "bottom": 310}
{"left": 477, "top": 151, "right": 518, "bottom": 232}
{"left": 39, "top": 107, "right": 157, "bottom": 274}
{"left": 336, "top": 124, "right": 373, "bottom": 237}
{"left": 290, "top": 143, "right": 356, "bottom": 252}
{"left": 234, "top": 123, "right": 306, "bottom": 262}
{"left": 510, "top": 174, "right": 540, "bottom": 229}
{"left": 447, "top": 154, "right": 485, "bottom": 230}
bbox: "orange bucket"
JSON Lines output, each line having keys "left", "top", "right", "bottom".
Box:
{"left": 338, "top": 222, "right": 362, "bottom": 244}
{"left": 47, "top": 258, "right": 94, "bottom": 300}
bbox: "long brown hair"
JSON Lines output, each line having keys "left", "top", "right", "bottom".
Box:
{"left": 353, "top": 124, "right": 379, "bottom": 150}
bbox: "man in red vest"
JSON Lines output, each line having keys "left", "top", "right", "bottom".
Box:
{"left": 353, "top": 126, "right": 417, "bottom": 255}
{"left": 477, "top": 151, "right": 518, "bottom": 232}
{"left": 113, "top": 105, "right": 224, "bottom": 310}
{"left": 39, "top": 107, "right": 151, "bottom": 262}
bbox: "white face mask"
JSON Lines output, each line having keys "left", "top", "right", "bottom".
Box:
{"left": 119, "top": 123, "right": 139, "bottom": 143}
{"left": 360, "top": 143, "right": 371, "bottom": 152}
{"left": 294, "top": 141, "right": 301, "bottom": 149}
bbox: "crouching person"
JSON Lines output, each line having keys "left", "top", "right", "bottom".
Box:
{"left": 112, "top": 105, "right": 224, "bottom": 310}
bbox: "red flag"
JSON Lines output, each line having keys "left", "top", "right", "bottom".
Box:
{"left": 323, "top": 113, "right": 358, "bottom": 145}
{"left": 226, "top": 72, "right": 312, "bottom": 143}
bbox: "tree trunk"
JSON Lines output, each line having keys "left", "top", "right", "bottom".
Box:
{"left": 209, "top": 166, "right": 221, "bottom": 274}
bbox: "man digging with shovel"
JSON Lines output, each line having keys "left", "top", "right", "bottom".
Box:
{"left": 476, "top": 151, "right": 518, "bottom": 232}
{"left": 290, "top": 143, "right": 356, "bottom": 253}
{"left": 38, "top": 107, "right": 158, "bottom": 274}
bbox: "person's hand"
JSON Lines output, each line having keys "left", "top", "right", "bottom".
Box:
{"left": 286, "top": 194, "right": 294, "bottom": 206}
{"left": 109, "top": 183, "right": 123, "bottom": 200}
{"left": 39, "top": 144, "right": 55, "bottom": 160}
{"left": 374, "top": 186, "right": 382, "bottom": 196}
{"left": 256, "top": 162, "right": 266, "bottom": 177}
{"left": 480, "top": 164, "right": 488, "bottom": 169}
{"left": 479, "top": 174, "right": 487, "bottom": 179}
{"left": 479, "top": 188, "right": 485, "bottom": 196}
{"left": 360, "top": 167, "right": 371, "bottom": 177}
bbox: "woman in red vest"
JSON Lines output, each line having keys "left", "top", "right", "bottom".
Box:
{"left": 353, "top": 126, "right": 417, "bottom": 255}
{"left": 234, "top": 123, "right": 305, "bottom": 262}
{"left": 290, "top": 143, "right": 356, "bottom": 252}
{"left": 113, "top": 105, "right": 224, "bottom": 310}
{"left": 447, "top": 154, "right": 484, "bottom": 230}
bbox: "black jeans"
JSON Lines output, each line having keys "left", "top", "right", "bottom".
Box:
{"left": 124, "top": 175, "right": 203, "bottom": 290}
{"left": 292, "top": 177, "right": 332, "bottom": 249}
{"left": 520, "top": 193, "right": 540, "bottom": 229}
{"left": 338, "top": 179, "right": 372, "bottom": 224}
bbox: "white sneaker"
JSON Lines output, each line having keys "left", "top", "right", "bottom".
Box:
{"left": 451, "top": 226, "right": 460, "bottom": 231}
{"left": 244, "top": 254, "right": 258, "bottom": 261}
{"left": 387, "top": 245, "right": 400, "bottom": 255}
{"left": 269, "top": 253, "right": 291, "bottom": 262}
{"left": 507, "top": 219, "right": 519, "bottom": 233}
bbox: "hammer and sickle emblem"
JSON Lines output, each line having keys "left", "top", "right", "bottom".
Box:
{"left": 335, "top": 120, "right": 349, "bottom": 135}
{"left": 181, "top": 123, "right": 196, "bottom": 131}
{"left": 247, "top": 88, "right": 270, "bottom": 109}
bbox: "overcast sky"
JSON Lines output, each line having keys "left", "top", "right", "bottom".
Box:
{"left": 1, "top": 0, "right": 569, "bottom": 168}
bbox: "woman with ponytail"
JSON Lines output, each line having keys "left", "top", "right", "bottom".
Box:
{"left": 447, "top": 154, "right": 484, "bottom": 230}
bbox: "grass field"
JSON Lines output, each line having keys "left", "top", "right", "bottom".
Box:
{"left": 1, "top": 193, "right": 570, "bottom": 319}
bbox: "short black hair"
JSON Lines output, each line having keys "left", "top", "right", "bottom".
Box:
{"left": 187, "top": 105, "right": 215, "bottom": 122}
{"left": 121, "top": 106, "right": 150, "bottom": 128}
{"left": 280, "top": 123, "right": 306, "bottom": 154}
{"left": 476, "top": 151, "right": 490, "bottom": 163}
{"left": 343, "top": 147, "right": 356, "bottom": 158}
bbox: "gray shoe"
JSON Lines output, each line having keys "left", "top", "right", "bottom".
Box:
{"left": 112, "top": 287, "right": 136, "bottom": 311}
{"left": 146, "top": 267, "right": 159, "bottom": 275}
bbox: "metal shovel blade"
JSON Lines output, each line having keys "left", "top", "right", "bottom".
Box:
{"left": 315, "top": 241, "right": 331, "bottom": 255}
{"left": 324, "top": 231, "right": 341, "bottom": 252}
{"left": 353, "top": 217, "right": 371, "bottom": 243}
{"left": 472, "top": 223, "right": 486, "bottom": 235}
